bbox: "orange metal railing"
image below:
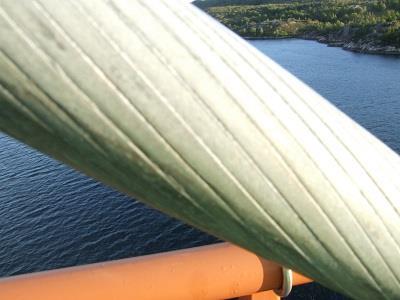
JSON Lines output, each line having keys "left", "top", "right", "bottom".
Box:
{"left": 0, "top": 243, "right": 311, "bottom": 300}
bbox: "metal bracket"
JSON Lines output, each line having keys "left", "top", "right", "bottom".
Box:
{"left": 274, "top": 267, "right": 293, "bottom": 298}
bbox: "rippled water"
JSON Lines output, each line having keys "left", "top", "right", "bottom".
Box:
{"left": 252, "top": 39, "right": 400, "bottom": 154}
{"left": 0, "top": 39, "right": 399, "bottom": 299}
{"left": 0, "top": 134, "right": 219, "bottom": 277}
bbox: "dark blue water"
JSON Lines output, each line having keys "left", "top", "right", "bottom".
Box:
{"left": 0, "top": 136, "right": 219, "bottom": 276}
{"left": 252, "top": 39, "right": 400, "bottom": 154}
{"left": 0, "top": 39, "right": 399, "bottom": 299}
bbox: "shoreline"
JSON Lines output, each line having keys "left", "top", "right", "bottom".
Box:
{"left": 244, "top": 36, "right": 400, "bottom": 56}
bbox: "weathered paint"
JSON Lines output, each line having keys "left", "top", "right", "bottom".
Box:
{"left": 0, "top": 243, "right": 311, "bottom": 300}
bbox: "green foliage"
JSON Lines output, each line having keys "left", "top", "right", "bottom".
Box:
{"left": 381, "top": 21, "right": 400, "bottom": 45}
{"left": 193, "top": 0, "right": 311, "bottom": 8}
{"left": 194, "top": 0, "right": 400, "bottom": 46}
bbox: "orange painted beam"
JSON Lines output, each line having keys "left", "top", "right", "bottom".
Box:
{"left": 0, "top": 243, "right": 312, "bottom": 300}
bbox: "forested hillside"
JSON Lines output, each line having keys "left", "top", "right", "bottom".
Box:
{"left": 194, "top": 0, "right": 309, "bottom": 7}
{"left": 194, "top": 0, "right": 400, "bottom": 54}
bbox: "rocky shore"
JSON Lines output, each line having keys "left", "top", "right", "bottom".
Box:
{"left": 301, "top": 25, "right": 400, "bottom": 55}
{"left": 245, "top": 34, "right": 400, "bottom": 55}
{"left": 244, "top": 23, "right": 400, "bottom": 55}
{"left": 302, "top": 36, "right": 400, "bottom": 55}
